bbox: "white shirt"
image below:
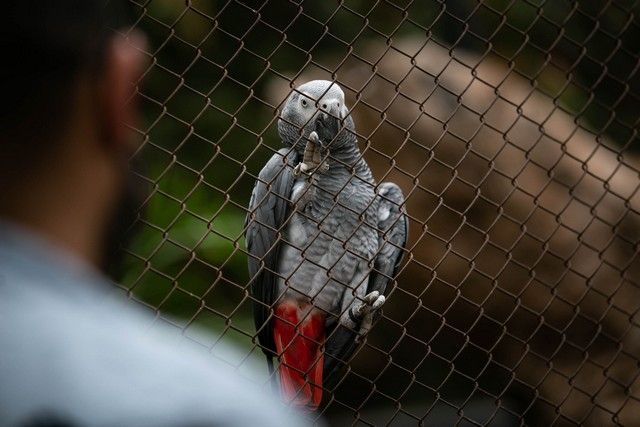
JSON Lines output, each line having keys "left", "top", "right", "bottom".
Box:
{"left": 0, "top": 222, "right": 308, "bottom": 427}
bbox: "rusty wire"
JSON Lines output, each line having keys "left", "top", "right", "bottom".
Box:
{"left": 117, "top": 0, "right": 640, "bottom": 425}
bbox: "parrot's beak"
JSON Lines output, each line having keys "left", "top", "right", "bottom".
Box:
{"left": 319, "top": 98, "right": 344, "bottom": 119}
{"left": 332, "top": 105, "right": 344, "bottom": 119}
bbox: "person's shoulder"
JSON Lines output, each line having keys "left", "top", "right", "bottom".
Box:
{"left": 101, "top": 308, "right": 307, "bottom": 426}
{"left": 0, "top": 280, "right": 308, "bottom": 427}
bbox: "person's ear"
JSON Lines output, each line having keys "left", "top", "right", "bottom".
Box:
{"left": 99, "top": 31, "right": 147, "bottom": 157}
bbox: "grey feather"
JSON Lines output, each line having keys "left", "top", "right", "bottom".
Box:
{"left": 369, "top": 182, "right": 408, "bottom": 296}
{"left": 247, "top": 80, "right": 409, "bottom": 396}
{"left": 323, "top": 182, "right": 408, "bottom": 387}
{"left": 245, "top": 147, "right": 298, "bottom": 362}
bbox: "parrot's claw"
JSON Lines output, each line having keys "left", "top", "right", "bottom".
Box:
{"left": 293, "top": 162, "right": 310, "bottom": 176}
{"left": 350, "top": 291, "right": 386, "bottom": 322}
{"left": 309, "top": 131, "right": 320, "bottom": 144}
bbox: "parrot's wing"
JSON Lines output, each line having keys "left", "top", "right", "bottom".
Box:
{"left": 324, "top": 182, "right": 408, "bottom": 386}
{"left": 245, "top": 147, "right": 298, "bottom": 365}
{"left": 367, "top": 181, "right": 409, "bottom": 296}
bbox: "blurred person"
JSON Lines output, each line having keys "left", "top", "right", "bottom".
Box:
{"left": 0, "top": 1, "right": 307, "bottom": 426}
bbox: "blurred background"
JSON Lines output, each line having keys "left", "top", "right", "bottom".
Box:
{"left": 114, "top": 0, "right": 640, "bottom": 425}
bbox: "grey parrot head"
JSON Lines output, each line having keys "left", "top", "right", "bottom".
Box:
{"left": 278, "top": 80, "right": 355, "bottom": 151}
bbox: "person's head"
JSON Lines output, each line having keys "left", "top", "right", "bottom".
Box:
{"left": 0, "top": 0, "right": 147, "bottom": 272}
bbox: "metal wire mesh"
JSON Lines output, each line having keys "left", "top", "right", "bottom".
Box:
{"left": 117, "top": 1, "right": 640, "bottom": 425}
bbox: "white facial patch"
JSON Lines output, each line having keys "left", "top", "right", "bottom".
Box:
{"left": 295, "top": 80, "right": 348, "bottom": 123}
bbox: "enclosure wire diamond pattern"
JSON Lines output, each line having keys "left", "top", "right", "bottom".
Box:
{"left": 116, "top": 1, "right": 640, "bottom": 425}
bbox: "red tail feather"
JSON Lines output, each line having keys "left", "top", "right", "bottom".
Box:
{"left": 273, "top": 302, "right": 325, "bottom": 410}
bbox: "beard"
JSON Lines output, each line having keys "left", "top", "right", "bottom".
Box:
{"left": 101, "top": 167, "right": 147, "bottom": 280}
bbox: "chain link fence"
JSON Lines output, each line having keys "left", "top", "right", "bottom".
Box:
{"left": 116, "top": 1, "right": 640, "bottom": 425}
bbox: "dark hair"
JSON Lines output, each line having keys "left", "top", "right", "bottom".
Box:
{"left": 0, "top": 1, "right": 129, "bottom": 156}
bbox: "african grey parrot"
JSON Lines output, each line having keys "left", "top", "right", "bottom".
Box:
{"left": 245, "top": 80, "right": 407, "bottom": 410}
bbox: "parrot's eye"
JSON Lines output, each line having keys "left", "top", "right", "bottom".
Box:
{"left": 301, "top": 98, "right": 308, "bottom": 108}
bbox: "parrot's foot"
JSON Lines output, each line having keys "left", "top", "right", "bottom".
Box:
{"left": 348, "top": 291, "right": 385, "bottom": 323}
{"left": 293, "top": 131, "right": 328, "bottom": 177}
{"left": 317, "top": 162, "right": 330, "bottom": 173}
{"left": 293, "top": 162, "right": 311, "bottom": 176}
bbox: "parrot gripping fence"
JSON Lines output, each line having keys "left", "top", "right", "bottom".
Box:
{"left": 119, "top": 0, "right": 640, "bottom": 425}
